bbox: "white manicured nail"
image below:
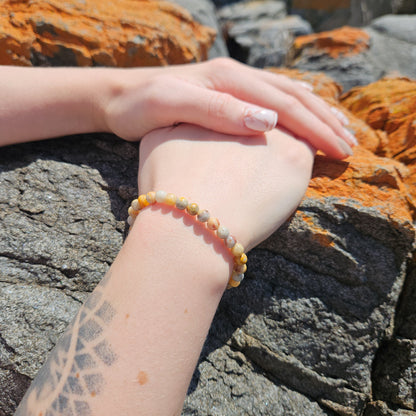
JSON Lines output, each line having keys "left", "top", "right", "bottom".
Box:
{"left": 330, "top": 107, "right": 350, "bottom": 126}
{"left": 244, "top": 108, "right": 278, "bottom": 132}
{"left": 297, "top": 81, "right": 314, "bottom": 91}
{"left": 343, "top": 127, "right": 359, "bottom": 146}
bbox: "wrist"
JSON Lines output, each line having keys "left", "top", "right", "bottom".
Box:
{"left": 125, "top": 206, "right": 232, "bottom": 292}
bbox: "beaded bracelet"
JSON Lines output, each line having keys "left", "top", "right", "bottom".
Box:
{"left": 127, "top": 191, "right": 247, "bottom": 289}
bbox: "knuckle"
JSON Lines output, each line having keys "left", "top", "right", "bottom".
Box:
{"left": 207, "top": 92, "right": 233, "bottom": 119}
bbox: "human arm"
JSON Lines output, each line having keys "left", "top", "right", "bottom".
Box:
{"left": 0, "top": 59, "right": 354, "bottom": 158}
{"left": 15, "top": 123, "right": 315, "bottom": 415}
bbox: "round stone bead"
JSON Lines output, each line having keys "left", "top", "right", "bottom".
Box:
{"left": 197, "top": 209, "right": 210, "bottom": 222}
{"left": 128, "top": 206, "right": 139, "bottom": 217}
{"left": 176, "top": 197, "right": 188, "bottom": 210}
{"left": 155, "top": 190, "right": 167, "bottom": 203}
{"left": 138, "top": 194, "right": 149, "bottom": 208}
{"left": 239, "top": 253, "right": 248, "bottom": 264}
{"left": 232, "top": 271, "right": 245, "bottom": 282}
{"left": 207, "top": 217, "right": 220, "bottom": 230}
{"left": 225, "top": 235, "right": 236, "bottom": 248}
{"left": 186, "top": 203, "right": 199, "bottom": 216}
{"left": 131, "top": 199, "right": 140, "bottom": 211}
{"left": 127, "top": 216, "right": 135, "bottom": 226}
{"left": 234, "top": 263, "right": 247, "bottom": 274}
{"left": 165, "top": 193, "right": 177, "bottom": 206}
{"left": 217, "top": 225, "right": 230, "bottom": 240}
{"left": 228, "top": 278, "right": 240, "bottom": 288}
{"left": 231, "top": 242, "right": 245, "bottom": 257}
{"left": 146, "top": 191, "right": 156, "bottom": 204}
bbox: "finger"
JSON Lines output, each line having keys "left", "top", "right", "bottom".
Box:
{"left": 264, "top": 74, "right": 358, "bottom": 146}
{"left": 140, "top": 79, "right": 278, "bottom": 136}
{"left": 208, "top": 72, "right": 353, "bottom": 159}
{"left": 207, "top": 63, "right": 356, "bottom": 154}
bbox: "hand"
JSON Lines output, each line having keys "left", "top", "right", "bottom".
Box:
{"left": 137, "top": 123, "right": 315, "bottom": 251}
{"left": 104, "top": 58, "right": 354, "bottom": 159}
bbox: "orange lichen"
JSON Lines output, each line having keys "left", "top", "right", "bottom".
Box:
{"left": 137, "top": 371, "right": 149, "bottom": 385}
{"left": 294, "top": 26, "right": 370, "bottom": 59}
{"left": 307, "top": 147, "right": 415, "bottom": 224}
{"left": 341, "top": 78, "right": 416, "bottom": 202}
{"left": 0, "top": 0, "right": 216, "bottom": 67}
{"left": 300, "top": 213, "right": 335, "bottom": 247}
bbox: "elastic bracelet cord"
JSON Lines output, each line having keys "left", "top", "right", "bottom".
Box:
{"left": 127, "top": 191, "right": 247, "bottom": 289}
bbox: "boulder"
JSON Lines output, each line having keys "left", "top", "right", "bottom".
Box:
{"left": 370, "top": 15, "right": 416, "bottom": 44}
{"left": 0, "top": 0, "right": 215, "bottom": 67}
{"left": 166, "top": 0, "right": 229, "bottom": 58}
{"left": 341, "top": 77, "right": 416, "bottom": 204}
{"left": 292, "top": 26, "right": 416, "bottom": 92}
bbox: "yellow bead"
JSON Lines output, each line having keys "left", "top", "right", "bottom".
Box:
{"left": 138, "top": 194, "right": 149, "bottom": 208}
{"left": 131, "top": 199, "right": 140, "bottom": 211}
{"left": 186, "top": 203, "right": 199, "bottom": 216}
{"left": 231, "top": 243, "right": 245, "bottom": 257}
{"left": 228, "top": 278, "right": 240, "bottom": 288}
{"left": 146, "top": 191, "right": 156, "bottom": 204}
{"left": 207, "top": 217, "right": 220, "bottom": 230}
{"left": 128, "top": 207, "right": 139, "bottom": 217}
{"left": 235, "top": 253, "right": 248, "bottom": 265}
{"left": 165, "top": 193, "right": 177, "bottom": 206}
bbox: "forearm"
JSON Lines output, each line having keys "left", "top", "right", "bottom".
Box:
{"left": 0, "top": 66, "right": 146, "bottom": 146}
{"left": 15, "top": 207, "right": 231, "bottom": 416}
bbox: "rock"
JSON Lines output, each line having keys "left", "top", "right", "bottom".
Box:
{"left": 218, "top": 0, "right": 287, "bottom": 23}
{"left": 291, "top": 0, "right": 403, "bottom": 31}
{"left": 292, "top": 26, "right": 376, "bottom": 91}
{"left": 166, "top": 0, "right": 229, "bottom": 58}
{"left": 372, "top": 338, "right": 416, "bottom": 411}
{"left": 291, "top": 0, "right": 351, "bottom": 31}
{"left": 0, "top": 0, "right": 216, "bottom": 66}
{"left": 341, "top": 78, "right": 416, "bottom": 204}
{"left": 364, "top": 400, "right": 416, "bottom": 416}
{"left": 0, "top": 134, "right": 138, "bottom": 412}
{"left": 370, "top": 15, "right": 416, "bottom": 45}
{"left": 218, "top": 0, "right": 296, "bottom": 67}
{"left": 217, "top": 0, "right": 312, "bottom": 68}
{"left": 292, "top": 26, "right": 416, "bottom": 92}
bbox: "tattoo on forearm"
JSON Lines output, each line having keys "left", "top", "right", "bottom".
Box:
{"left": 15, "top": 271, "right": 117, "bottom": 416}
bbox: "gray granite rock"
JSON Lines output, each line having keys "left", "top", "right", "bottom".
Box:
{"left": 184, "top": 187, "right": 415, "bottom": 415}
{"left": 0, "top": 135, "right": 138, "bottom": 413}
{"left": 373, "top": 338, "right": 416, "bottom": 411}
{"left": 167, "top": 0, "right": 229, "bottom": 58}
{"left": 217, "top": 0, "right": 313, "bottom": 67}
{"left": 370, "top": 14, "right": 416, "bottom": 45}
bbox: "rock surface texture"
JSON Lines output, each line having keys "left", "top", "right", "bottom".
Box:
{"left": 1, "top": 1, "right": 416, "bottom": 416}
{"left": 0, "top": 0, "right": 215, "bottom": 66}
{"left": 292, "top": 25, "right": 416, "bottom": 92}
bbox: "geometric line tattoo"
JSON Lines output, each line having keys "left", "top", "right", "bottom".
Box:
{"left": 14, "top": 270, "right": 117, "bottom": 416}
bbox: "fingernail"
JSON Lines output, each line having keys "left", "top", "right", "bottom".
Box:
{"left": 244, "top": 108, "right": 278, "bottom": 132}
{"left": 297, "top": 81, "right": 314, "bottom": 91}
{"left": 330, "top": 107, "right": 350, "bottom": 126}
{"left": 338, "top": 137, "right": 353, "bottom": 156}
{"left": 342, "top": 127, "right": 358, "bottom": 146}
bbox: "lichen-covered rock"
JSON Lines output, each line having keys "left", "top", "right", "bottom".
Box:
{"left": 292, "top": 26, "right": 416, "bottom": 92}
{"left": 341, "top": 78, "right": 416, "bottom": 204}
{"left": 0, "top": 0, "right": 216, "bottom": 67}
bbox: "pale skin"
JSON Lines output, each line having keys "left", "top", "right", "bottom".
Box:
{"left": 2, "top": 58, "right": 351, "bottom": 415}
{"left": 0, "top": 57, "right": 355, "bottom": 158}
